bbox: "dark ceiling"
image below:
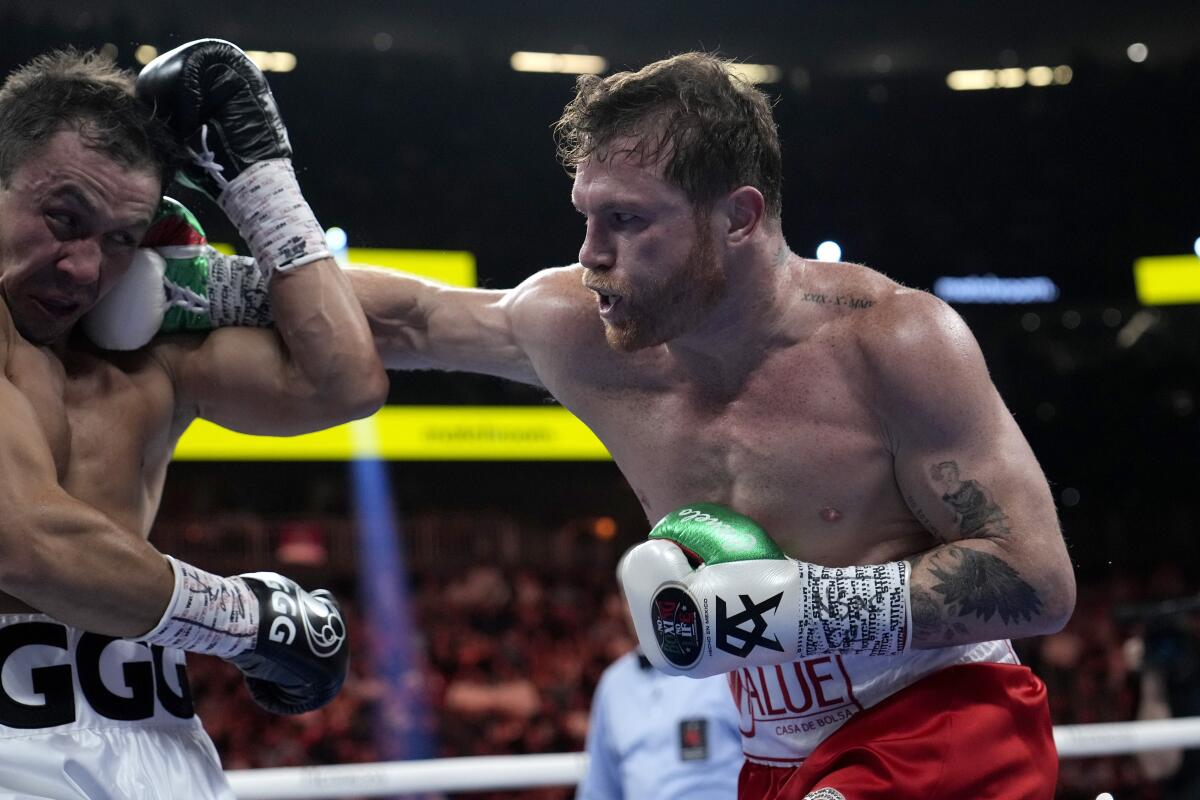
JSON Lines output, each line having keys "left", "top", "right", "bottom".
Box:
{"left": 11, "top": 0, "right": 1200, "bottom": 76}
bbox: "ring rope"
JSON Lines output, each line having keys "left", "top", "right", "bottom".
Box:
{"left": 225, "top": 717, "right": 1200, "bottom": 799}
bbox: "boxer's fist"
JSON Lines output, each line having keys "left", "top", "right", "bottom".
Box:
{"left": 82, "top": 197, "right": 273, "bottom": 350}
{"left": 227, "top": 573, "right": 349, "bottom": 714}
{"left": 620, "top": 504, "right": 911, "bottom": 678}
{"left": 136, "top": 39, "right": 291, "bottom": 200}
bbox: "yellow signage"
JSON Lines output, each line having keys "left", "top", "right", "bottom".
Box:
{"left": 173, "top": 406, "right": 613, "bottom": 461}
{"left": 208, "top": 245, "right": 476, "bottom": 287}
{"left": 1133, "top": 255, "right": 1200, "bottom": 305}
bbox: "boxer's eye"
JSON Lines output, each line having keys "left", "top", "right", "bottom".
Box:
{"left": 45, "top": 210, "right": 76, "bottom": 233}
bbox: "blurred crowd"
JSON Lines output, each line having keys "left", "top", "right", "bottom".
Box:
{"left": 188, "top": 555, "right": 634, "bottom": 800}
{"left": 173, "top": 510, "right": 1200, "bottom": 799}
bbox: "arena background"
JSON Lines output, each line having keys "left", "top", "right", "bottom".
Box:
{"left": 3, "top": 1, "right": 1200, "bottom": 797}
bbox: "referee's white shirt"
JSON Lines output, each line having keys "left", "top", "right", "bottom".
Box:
{"left": 576, "top": 650, "right": 743, "bottom": 800}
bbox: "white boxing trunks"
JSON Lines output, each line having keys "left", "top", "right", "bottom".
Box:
{"left": 0, "top": 614, "right": 233, "bottom": 800}
{"left": 730, "top": 637, "right": 1019, "bottom": 765}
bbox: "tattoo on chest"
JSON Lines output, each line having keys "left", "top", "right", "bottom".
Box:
{"left": 907, "top": 547, "right": 1042, "bottom": 642}
{"left": 799, "top": 292, "right": 875, "bottom": 310}
{"left": 930, "top": 460, "right": 1012, "bottom": 539}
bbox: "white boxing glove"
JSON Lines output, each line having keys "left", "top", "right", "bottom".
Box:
{"left": 82, "top": 249, "right": 168, "bottom": 350}
{"left": 83, "top": 197, "right": 272, "bottom": 351}
{"left": 619, "top": 504, "right": 913, "bottom": 677}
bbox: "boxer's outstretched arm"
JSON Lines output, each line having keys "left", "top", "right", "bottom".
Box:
{"left": 869, "top": 290, "right": 1076, "bottom": 647}
{"left": 348, "top": 265, "right": 581, "bottom": 387}
{"left": 0, "top": 315, "right": 173, "bottom": 636}
{"left": 151, "top": 257, "right": 388, "bottom": 435}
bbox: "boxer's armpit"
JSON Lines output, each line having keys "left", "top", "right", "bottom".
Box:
{"left": 907, "top": 546, "right": 1043, "bottom": 644}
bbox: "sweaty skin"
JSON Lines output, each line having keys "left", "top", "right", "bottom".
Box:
{"left": 0, "top": 131, "right": 387, "bottom": 630}
{"left": 350, "top": 142, "right": 1075, "bottom": 650}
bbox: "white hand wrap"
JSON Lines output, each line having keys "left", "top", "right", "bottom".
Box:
{"left": 138, "top": 556, "right": 259, "bottom": 659}
{"left": 217, "top": 159, "right": 331, "bottom": 274}
{"left": 620, "top": 540, "right": 912, "bottom": 677}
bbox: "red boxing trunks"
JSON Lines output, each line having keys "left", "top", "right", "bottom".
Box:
{"left": 739, "top": 662, "right": 1057, "bottom": 799}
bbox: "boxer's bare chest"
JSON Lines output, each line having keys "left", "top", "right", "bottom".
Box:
{"left": 562, "top": 330, "right": 933, "bottom": 566}
{"left": 6, "top": 340, "right": 174, "bottom": 539}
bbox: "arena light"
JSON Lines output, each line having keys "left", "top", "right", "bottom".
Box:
{"left": 510, "top": 51, "right": 607, "bottom": 75}
{"left": 726, "top": 63, "right": 783, "bottom": 85}
{"left": 933, "top": 275, "right": 1060, "bottom": 303}
{"left": 815, "top": 240, "right": 842, "bottom": 262}
{"left": 995, "top": 67, "right": 1026, "bottom": 89}
{"left": 946, "top": 69, "right": 996, "bottom": 91}
{"left": 173, "top": 406, "right": 613, "bottom": 461}
{"left": 243, "top": 50, "right": 297, "bottom": 73}
{"left": 324, "top": 226, "right": 348, "bottom": 252}
{"left": 1026, "top": 66, "right": 1054, "bottom": 87}
{"left": 134, "top": 44, "right": 158, "bottom": 65}
{"left": 1132, "top": 254, "right": 1200, "bottom": 305}
{"left": 947, "top": 65, "right": 1072, "bottom": 91}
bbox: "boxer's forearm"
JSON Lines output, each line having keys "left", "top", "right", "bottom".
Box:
{"left": 347, "top": 267, "right": 440, "bottom": 370}
{"left": 905, "top": 538, "right": 1074, "bottom": 648}
{"left": 0, "top": 496, "right": 173, "bottom": 637}
{"left": 346, "top": 267, "right": 542, "bottom": 385}
{"left": 268, "top": 258, "right": 387, "bottom": 417}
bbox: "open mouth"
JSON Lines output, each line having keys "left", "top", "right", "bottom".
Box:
{"left": 595, "top": 291, "right": 622, "bottom": 314}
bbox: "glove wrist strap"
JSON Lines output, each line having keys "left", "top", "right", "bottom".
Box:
{"left": 138, "top": 556, "right": 260, "bottom": 658}
{"left": 798, "top": 560, "right": 912, "bottom": 657}
{"left": 217, "top": 159, "right": 331, "bottom": 274}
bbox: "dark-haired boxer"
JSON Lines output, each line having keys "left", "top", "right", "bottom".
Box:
{"left": 0, "top": 41, "right": 385, "bottom": 797}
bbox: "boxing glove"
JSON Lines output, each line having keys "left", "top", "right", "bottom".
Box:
{"left": 139, "top": 558, "right": 348, "bottom": 715}
{"left": 137, "top": 39, "right": 329, "bottom": 273}
{"left": 620, "top": 504, "right": 912, "bottom": 677}
{"left": 83, "top": 197, "right": 272, "bottom": 350}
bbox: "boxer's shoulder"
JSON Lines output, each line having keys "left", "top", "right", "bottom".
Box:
{"left": 507, "top": 263, "right": 616, "bottom": 362}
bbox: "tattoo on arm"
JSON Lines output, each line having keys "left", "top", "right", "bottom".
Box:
{"left": 929, "top": 460, "right": 1012, "bottom": 539}
{"left": 907, "top": 547, "right": 1043, "bottom": 642}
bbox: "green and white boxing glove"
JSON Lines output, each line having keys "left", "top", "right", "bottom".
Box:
{"left": 82, "top": 197, "right": 272, "bottom": 351}
{"left": 619, "top": 503, "right": 912, "bottom": 677}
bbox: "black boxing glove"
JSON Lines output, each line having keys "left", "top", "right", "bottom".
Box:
{"left": 228, "top": 573, "right": 349, "bottom": 715}
{"left": 136, "top": 39, "right": 329, "bottom": 273}
{"left": 136, "top": 38, "right": 290, "bottom": 199}
{"left": 139, "top": 558, "right": 349, "bottom": 715}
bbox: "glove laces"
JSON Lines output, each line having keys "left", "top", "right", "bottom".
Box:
{"left": 188, "top": 124, "right": 230, "bottom": 191}
{"left": 164, "top": 277, "right": 209, "bottom": 314}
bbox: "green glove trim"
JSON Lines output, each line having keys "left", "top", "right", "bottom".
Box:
{"left": 144, "top": 197, "right": 214, "bottom": 334}
{"left": 648, "top": 503, "right": 786, "bottom": 565}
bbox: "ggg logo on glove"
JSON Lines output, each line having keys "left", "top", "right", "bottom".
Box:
{"left": 651, "top": 586, "right": 703, "bottom": 668}
{"left": 301, "top": 592, "right": 347, "bottom": 659}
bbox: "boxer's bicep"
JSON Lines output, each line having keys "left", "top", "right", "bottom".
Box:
{"left": 868, "top": 291, "right": 1073, "bottom": 645}
{"left": 348, "top": 266, "right": 544, "bottom": 386}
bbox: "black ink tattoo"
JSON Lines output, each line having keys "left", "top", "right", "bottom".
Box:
{"left": 800, "top": 292, "right": 875, "bottom": 310}
{"left": 929, "top": 461, "right": 1012, "bottom": 539}
{"left": 905, "top": 493, "right": 944, "bottom": 542}
{"left": 926, "top": 546, "right": 1042, "bottom": 626}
